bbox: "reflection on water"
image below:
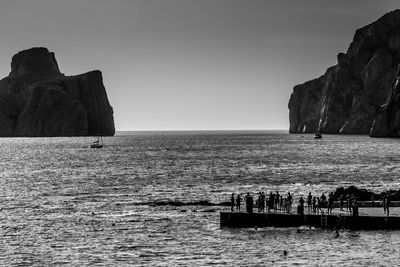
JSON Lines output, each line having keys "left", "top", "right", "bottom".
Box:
{"left": 0, "top": 132, "right": 400, "bottom": 265}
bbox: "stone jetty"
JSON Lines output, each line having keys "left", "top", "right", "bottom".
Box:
{"left": 221, "top": 204, "right": 400, "bottom": 230}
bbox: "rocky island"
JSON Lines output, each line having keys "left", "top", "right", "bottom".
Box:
{"left": 289, "top": 10, "right": 400, "bottom": 137}
{"left": 0, "top": 47, "right": 115, "bottom": 136}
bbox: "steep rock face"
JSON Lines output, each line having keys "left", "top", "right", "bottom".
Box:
{"left": 289, "top": 78, "right": 323, "bottom": 133}
{"left": 0, "top": 47, "right": 115, "bottom": 136}
{"left": 370, "top": 74, "right": 400, "bottom": 137}
{"left": 288, "top": 10, "right": 400, "bottom": 135}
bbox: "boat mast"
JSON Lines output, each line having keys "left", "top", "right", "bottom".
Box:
{"left": 95, "top": 100, "right": 102, "bottom": 144}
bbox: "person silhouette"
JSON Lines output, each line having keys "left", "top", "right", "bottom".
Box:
{"left": 236, "top": 194, "right": 241, "bottom": 211}
{"left": 231, "top": 193, "right": 235, "bottom": 211}
{"left": 245, "top": 193, "right": 253, "bottom": 213}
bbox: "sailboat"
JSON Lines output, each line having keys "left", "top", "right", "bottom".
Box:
{"left": 89, "top": 107, "right": 104, "bottom": 148}
{"left": 89, "top": 136, "right": 103, "bottom": 148}
{"left": 313, "top": 133, "right": 322, "bottom": 139}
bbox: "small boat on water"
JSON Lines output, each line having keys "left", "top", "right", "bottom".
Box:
{"left": 89, "top": 113, "right": 104, "bottom": 148}
{"left": 313, "top": 133, "right": 322, "bottom": 139}
{"left": 89, "top": 136, "right": 103, "bottom": 148}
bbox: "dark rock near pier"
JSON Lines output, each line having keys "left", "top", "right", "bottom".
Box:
{"left": 0, "top": 47, "right": 114, "bottom": 136}
{"left": 332, "top": 185, "right": 400, "bottom": 201}
{"left": 332, "top": 186, "right": 378, "bottom": 201}
{"left": 289, "top": 10, "right": 400, "bottom": 136}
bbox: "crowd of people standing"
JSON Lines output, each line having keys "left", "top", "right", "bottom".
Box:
{"left": 231, "top": 191, "right": 393, "bottom": 216}
{"left": 230, "top": 191, "right": 358, "bottom": 215}
{"left": 231, "top": 191, "right": 294, "bottom": 213}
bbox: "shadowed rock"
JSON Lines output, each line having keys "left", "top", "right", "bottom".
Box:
{"left": 332, "top": 185, "right": 400, "bottom": 201}
{"left": 289, "top": 10, "right": 400, "bottom": 136}
{"left": 0, "top": 47, "right": 114, "bottom": 136}
{"left": 370, "top": 66, "right": 400, "bottom": 137}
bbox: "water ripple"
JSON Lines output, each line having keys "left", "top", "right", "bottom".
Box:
{"left": 0, "top": 133, "right": 400, "bottom": 265}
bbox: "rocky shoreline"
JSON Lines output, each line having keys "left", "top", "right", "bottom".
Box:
{"left": 332, "top": 185, "right": 400, "bottom": 201}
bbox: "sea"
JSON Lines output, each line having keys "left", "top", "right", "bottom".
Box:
{"left": 1, "top": 130, "right": 400, "bottom": 266}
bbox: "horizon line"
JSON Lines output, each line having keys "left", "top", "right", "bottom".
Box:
{"left": 115, "top": 129, "right": 288, "bottom": 132}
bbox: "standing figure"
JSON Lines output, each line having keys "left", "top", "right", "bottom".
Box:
{"left": 352, "top": 196, "right": 358, "bottom": 216}
{"left": 347, "top": 194, "right": 352, "bottom": 213}
{"left": 261, "top": 192, "right": 265, "bottom": 212}
{"left": 307, "top": 192, "right": 312, "bottom": 213}
{"left": 257, "top": 192, "right": 262, "bottom": 213}
{"left": 345, "top": 194, "right": 349, "bottom": 211}
{"left": 282, "top": 198, "right": 287, "bottom": 213}
{"left": 321, "top": 193, "right": 327, "bottom": 213}
{"left": 299, "top": 196, "right": 304, "bottom": 207}
{"left": 386, "top": 195, "right": 391, "bottom": 216}
{"left": 348, "top": 195, "right": 353, "bottom": 214}
{"left": 275, "top": 191, "right": 280, "bottom": 211}
{"left": 312, "top": 196, "right": 317, "bottom": 213}
{"left": 383, "top": 195, "right": 387, "bottom": 215}
{"left": 236, "top": 194, "right": 241, "bottom": 211}
{"left": 231, "top": 193, "right": 235, "bottom": 211}
{"left": 268, "top": 192, "right": 274, "bottom": 212}
{"left": 287, "top": 192, "right": 293, "bottom": 212}
{"left": 328, "top": 194, "right": 334, "bottom": 215}
{"left": 298, "top": 197, "right": 305, "bottom": 215}
{"left": 245, "top": 193, "right": 253, "bottom": 213}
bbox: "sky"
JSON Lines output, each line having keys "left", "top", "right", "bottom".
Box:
{"left": 0, "top": 0, "right": 398, "bottom": 131}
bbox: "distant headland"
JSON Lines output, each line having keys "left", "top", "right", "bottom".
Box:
{"left": 289, "top": 10, "right": 400, "bottom": 137}
{"left": 0, "top": 47, "right": 115, "bottom": 137}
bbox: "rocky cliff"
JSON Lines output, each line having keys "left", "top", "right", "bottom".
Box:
{"left": 289, "top": 10, "right": 400, "bottom": 136}
{"left": 370, "top": 68, "right": 400, "bottom": 137}
{"left": 0, "top": 47, "right": 115, "bottom": 136}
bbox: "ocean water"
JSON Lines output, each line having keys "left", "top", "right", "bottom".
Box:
{"left": 1, "top": 131, "right": 400, "bottom": 266}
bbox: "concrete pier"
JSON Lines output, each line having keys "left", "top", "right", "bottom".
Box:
{"left": 220, "top": 211, "right": 400, "bottom": 230}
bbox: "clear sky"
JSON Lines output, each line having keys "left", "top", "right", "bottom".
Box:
{"left": 0, "top": 0, "right": 398, "bottom": 131}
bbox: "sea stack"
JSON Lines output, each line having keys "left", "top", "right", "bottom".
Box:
{"left": 0, "top": 47, "right": 115, "bottom": 136}
{"left": 288, "top": 10, "right": 400, "bottom": 137}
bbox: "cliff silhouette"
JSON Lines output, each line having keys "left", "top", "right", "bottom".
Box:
{"left": 289, "top": 10, "right": 400, "bottom": 137}
{"left": 0, "top": 47, "right": 115, "bottom": 136}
